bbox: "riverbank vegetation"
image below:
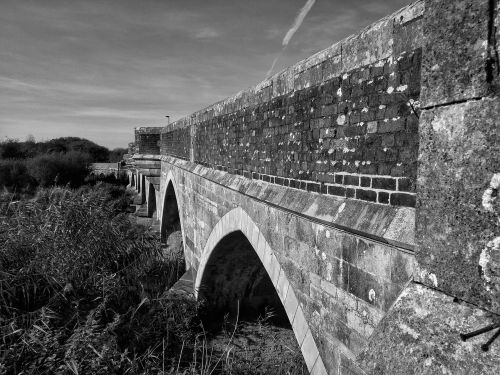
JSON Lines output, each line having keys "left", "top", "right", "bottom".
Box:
{"left": 0, "top": 137, "right": 127, "bottom": 198}
{"left": 0, "top": 184, "right": 195, "bottom": 374}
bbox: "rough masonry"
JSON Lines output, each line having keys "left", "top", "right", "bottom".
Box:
{"left": 126, "top": 0, "right": 500, "bottom": 373}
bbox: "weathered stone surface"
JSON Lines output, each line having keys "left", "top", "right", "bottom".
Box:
{"left": 358, "top": 283, "right": 500, "bottom": 374}
{"left": 134, "top": 127, "right": 161, "bottom": 154}
{"left": 420, "top": 0, "right": 490, "bottom": 107}
{"left": 416, "top": 98, "right": 500, "bottom": 312}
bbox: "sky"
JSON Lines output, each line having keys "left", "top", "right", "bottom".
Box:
{"left": 0, "top": 0, "right": 411, "bottom": 149}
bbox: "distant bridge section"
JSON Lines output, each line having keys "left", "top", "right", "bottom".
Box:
{"left": 90, "top": 162, "right": 124, "bottom": 179}
{"left": 126, "top": 1, "right": 500, "bottom": 373}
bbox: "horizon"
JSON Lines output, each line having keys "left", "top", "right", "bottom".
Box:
{"left": 1, "top": 0, "right": 411, "bottom": 149}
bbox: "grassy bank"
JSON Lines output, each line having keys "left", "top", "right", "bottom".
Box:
{"left": 0, "top": 185, "right": 196, "bottom": 374}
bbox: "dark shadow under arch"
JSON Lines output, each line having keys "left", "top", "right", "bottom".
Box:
{"left": 198, "top": 231, "right": 289, "bottom": 326}
{"left": 140, "top": 175, "right": 146, "bottom": 203}
{"left": 147, "top": 182, "right": 156, "bottom": 218}
{"left": 161, "top": 181, "right": 181, "bottom": 244}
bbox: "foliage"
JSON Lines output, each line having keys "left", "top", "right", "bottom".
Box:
{"left": 0, "top": 186, "right": 195, "bottom": 375}
{"left": 0, "top": 137, "right": 131, "bottom": 196}
{"left": 26, "top": 151, "right": 91, "bottom": 188}
{"left": 0, "top": 137, "right": 110, "bottom": 162}
{"left": 0, "top": 139, "right": 24, "bottom": 159}
{"left": 0, "top": 160, "right": 38, "bottom": 196}
{"left": 109, "top": 148, "right": 128, "bottom": 163}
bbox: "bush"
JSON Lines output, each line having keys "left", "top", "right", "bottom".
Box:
{"left": 26, "top": 151, "right": 91, "bottom": 188}
{"left": 0, "top": 139, "right": 25, "bottom": 159}
{"left": 0, "top": 159, "right": 38, "bottom": 196}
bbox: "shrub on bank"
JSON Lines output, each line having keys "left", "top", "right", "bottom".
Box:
{"left": 0, "top": 159, "right": 38, "bottom": 196}
{"left": 26, "top": 151, "right": 91, "bottom": 188}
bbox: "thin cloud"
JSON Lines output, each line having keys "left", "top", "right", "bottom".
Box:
{"left": 194, "top": 27, "right": 220, "bottom": 39}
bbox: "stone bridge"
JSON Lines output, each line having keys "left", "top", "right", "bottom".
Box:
{"left": 125, "top": 1, "right": 500, "bottom": 373}
{"left": 90, "top": 162, "right": 124, "bottom": 179}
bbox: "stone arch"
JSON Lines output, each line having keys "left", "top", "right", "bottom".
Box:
{"left": 160, "top": 171, "right": 186, "bottom": 259}
{"left": 195, "top": 207, "right": 328, "bottom": 375}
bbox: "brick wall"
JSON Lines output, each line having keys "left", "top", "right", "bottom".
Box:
{"left": 160, "top": 1, "right": 424, "bottom": 208}
{"left": 135, "top": 127, "right": 162, "bottom": 155}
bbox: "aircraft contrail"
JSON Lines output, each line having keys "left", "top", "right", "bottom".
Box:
{"left": 283, "top": 0, "right": 316, "bottom": 47}
{"left": 266, "top": 0, "right": 316, "bottom": 78}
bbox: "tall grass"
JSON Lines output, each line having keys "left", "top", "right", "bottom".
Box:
{"left": 0, "top": 185, "right": 195, "bottom": 374}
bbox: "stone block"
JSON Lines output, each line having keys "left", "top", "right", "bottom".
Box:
{"left": 341, "top": 19, "right": 393, "bottom": 73}
{"left": 355, "top": 189, "right": 377, "bottom": 202}
{"left": 310, "top": 358, "right": 328, "bottom": 375}
{"left": 390, "top": 249, "right": 415, "bottom": 284}
{"left": 416, "top": 98, "right": 500, "bottom": 312}
{"left": 358, "top": 283, "right": 500, "bottom": 374}
{"left": 276, "top": 269, "right": 290, "bottom": 301}
{"left": 347, "top": 265, "right": 384, "bottom": 310}
{"left": 284, "top": 287, "right": 299, "bottom": 323}
{"left": 356, "top": 241, "right": 392, "bottom": 281}
{"left": 269, "top": 255, "right": 281, "bottom": 286}
{"left": 420, "top": 0, "right": 490, "bottom": 107}
{"left": 301, "top": 329, "right": 321, "bottom": 372}
{"left": 292, "top": 304, "right": 309, "bottom": 346}
{"left": 389, "top": 192, "right": 416, "bottom": 207}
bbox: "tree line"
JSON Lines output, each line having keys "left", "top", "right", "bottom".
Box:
{"left": 0, "top": 137, "right": 128, "bottom": 197}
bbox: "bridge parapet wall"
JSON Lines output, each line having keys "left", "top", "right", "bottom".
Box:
{"left": 160, "top": 1, "right": 424, "bottom": 208}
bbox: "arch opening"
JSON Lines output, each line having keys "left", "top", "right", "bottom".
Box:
{"left": 161, "top": 181, "right": 181, "bottom": 244}
{"left": 147, "top": 182, "right": 156, "bottom": 218}
{"left": 140, "top": 175, "right": 146, "bottom": 203}
{"left": 196, "top": 228, "right": 310, "bottom": 373}
{"left": 198, "top": 231, "right": 288, "bottom": 326}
